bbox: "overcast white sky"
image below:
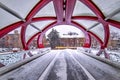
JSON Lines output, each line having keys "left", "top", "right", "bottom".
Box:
{"left": 45, "top": 25, "right": 85, "bottom": 38}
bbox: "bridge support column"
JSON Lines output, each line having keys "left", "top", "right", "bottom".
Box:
{"left": 38, "top": 44, "right": 44, "bottom": 48}
{"left": 0, "top": 63, "right": 5, "bottom": 68}
{"left": 96, "top": 47, "right": 110, "bottom": 59}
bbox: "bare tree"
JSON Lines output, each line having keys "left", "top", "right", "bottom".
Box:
{"left": 110, "top": 31, "right": 119, "bottom": 40}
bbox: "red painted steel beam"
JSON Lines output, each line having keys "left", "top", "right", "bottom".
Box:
{"left": 107, "top": 20, "right": 120, "bottom": 29}
{"left": 83, "top": 32, "right": 91, "bottom": 48}
{"left": 53, "top": 0, "right": 64, "bottom": 22}
{"left": 21, "top": 17, "right": 56, "bottom": 49}
{"left": 37, "top": 33, "right": 44, "bottom": 48}
{"left": 65, "top": 0, "right": 76, "bottom": 23}
{"left": 21, "top": 25, "right": 28, "bottom": 50}
{"left": 80, "top": 0, "right": 108, "bottom": 48}
{"left": 0, "top": 21, "right": 24, "bottom": 38}
{"left": 98, "top": 18, "right": 110, "bottom": 49}
{"left": 72, "top": 16, "right": 98, "bottom": 21}
{"left": 26, "top": 0, "right": 52, "bottom": 21}
{"left": 27, "top": 32, "right": 41, "bottom": 47}
{"left": 0, "top": 63, "right": 5, "bottom": 68}
{"left": 32, "top": 17, "right": 57, "bottom": 22}
{"left": 0, "top": 17, "right": 56, "bottom": 49}
{"left": 88, "top": 33, "right": 91, "bottom": 47}
{"left": 71, "top": 21, "right": 86, "bottom": 31}
{"left": 102, "top": 23, "right": 110, "bottom": 48}
{"left": 26, "top": 17, "right": 57, "bottom": 48}
{"left": 21, "top": 0, "right": 55, "bottom": 49}
{"left": 79, "top": 0, "right": 105, "bottom": 19}
{"left": 71, "top": 21, "right": 91, "bottom": 48}
{"left": 42, "top": 21, "right": 58, "bottom": 32}
{"left": 37, "top": 21, "right": 57, "bottom": 48}
{"left": 87, "top": 31, "right": 103, "bottom": 45}
{"left": 38, "top": 20, "right": 91, "bottom": 48}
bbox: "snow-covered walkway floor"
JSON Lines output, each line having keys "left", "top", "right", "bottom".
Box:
{"left": 0, "top": 49, "right": 120, "bottom": 80}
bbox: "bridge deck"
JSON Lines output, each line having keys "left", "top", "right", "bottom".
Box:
{"left": 0, "top": 50, "right": 120, "bottom": 80}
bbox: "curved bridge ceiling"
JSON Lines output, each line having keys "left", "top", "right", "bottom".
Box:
{"left": 0, "top": 0, "right": 120, "bottom": 50}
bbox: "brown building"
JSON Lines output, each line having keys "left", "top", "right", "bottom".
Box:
{"left": 91, "top": 36, "right": 100, "bottom": 48}
{"left": 91, "top": 35, "right": 120, "bottom": 50}
{"left": 107, "top": 38, "right": 120, "bottom": 50}
{"left": 59, "top": 37, "right": 85, "bottom": 48}
{"left": 29, "top": 35, "right": 50, "bottom": 49}
{"left": 0, "top": 30, "right": 23, "bottom": 49}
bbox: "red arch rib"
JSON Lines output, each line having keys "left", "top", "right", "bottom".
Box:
{"left": 80, "top": 0, "right": 105, "bottom": 19}
{"left": 26, "top": 0, "right": 52, "bottom": 21}
{"left": 87, "top": 31, "right": 103, "bottom": 45}
{"left": 107, "top": 20, "right": 120, "bottom": 29}
{"left": 27, "top": 32, "right": 41, "bottom": 47}
{"left": 21, "top": 25, "right": 28, "bottom": 50}
{"left": 65, "top": 0, "right": 76, "bottom": 23}
{"left": 53, "top": 0, "right": 64, "bottom": 22}
{"left": 71, "top": 21, "right": 91, "bottom": 48}
{"left": 72, "top": 16, "right": 98, "bottom": 21}
{"left": 0, "top": 21, "right": 24, "bottom": 38}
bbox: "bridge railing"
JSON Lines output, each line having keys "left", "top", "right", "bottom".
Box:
{"left": 77, "top": 47, "right": 120, "bottom": 69}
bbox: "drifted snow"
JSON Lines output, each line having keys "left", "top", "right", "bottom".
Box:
{"left": 77, "top": 47, "right": 120, "bottom": 63}
{"left": 0, "top": 48, "right": 50, "bottom": 66}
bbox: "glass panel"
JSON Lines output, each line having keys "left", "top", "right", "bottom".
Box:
{"left": 0, "top": 0, "right": 40, "bottom": 18}
{"left": 93, "top": 0, "right": 120, "bottom": 17}
{"left": 32, "top": 20, "right": 55, "bottom": 30}
{"left": 73, "top": 0, "right": 96, "bottom": 16}
{"left": 34, "top": 1, "right": 56, "bottom": 17}
{"left": 0, "top": 8, "right": 20, "bottom": 29}
{"left": 110, "top": 13, "right": 120, "bottom": 22}
{"left": 25, "top": 25, "right": 39, "bottom": 42}
{"left": 89, "top": 24, "right": 105, "bottom": 42}
{"left": 73, "top": 20, "right": 98, "bottom": 29}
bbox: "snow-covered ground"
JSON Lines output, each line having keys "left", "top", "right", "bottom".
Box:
{"left": 91, "top": 49, "right": 120, "bottom": 62}
{"left": 0, "top": 51, "right": 26, "bottom": 65}
{"left": 0, "top": 48, "right": 51, "bottom": 66}
{"left": 77, "top": 47, "right": 120, "bottom": 63}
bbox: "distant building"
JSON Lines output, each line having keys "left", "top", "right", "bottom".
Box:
{"left": 29, "top": 35, "right": 50, "bottom": 49}
{"left": 107, "top": 38, "right": 120, "bottom": 50}
{"left": 90, "top": 35, "right": 120, "bottom": 50}
{"left": 59, "top": 38, "right": 85, "bottom": 47}
{"left": 0, "top": 30, "right": 23, "bottom": 49}
{"left": 91, "top": 36, "right": 100, "bottom": 48}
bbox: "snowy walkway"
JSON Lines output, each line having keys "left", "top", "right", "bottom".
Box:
{"left": 0, "top": 49, "right": 120, "bottom": 80}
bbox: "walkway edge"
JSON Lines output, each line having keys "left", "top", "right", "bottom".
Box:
{"left": 82, "top": 52, "right": 120, "bottom": 69}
